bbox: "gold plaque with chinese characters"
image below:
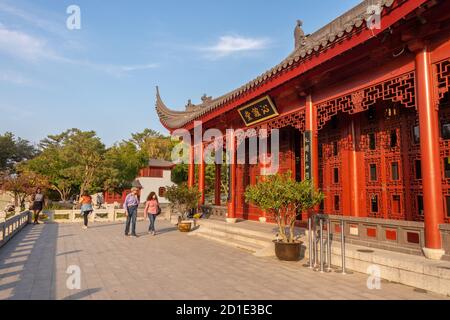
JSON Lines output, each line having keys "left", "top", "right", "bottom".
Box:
{"left": 237, "top": 96, "right": 279, "bottom": 127}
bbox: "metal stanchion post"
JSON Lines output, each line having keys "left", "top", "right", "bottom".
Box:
{"left": 313, "top": 218, "right": 318, "bottom": 269}
{"left": 308, "top": 217, "right": 313, "bottom": 269}
{"left": 326, "top": 219, "right": 332, "bottom": 272}
{"left": 340, "top": 219, "right": 347, "bottom": 275}
{"left": 319, "top": 218, "right": 324, "bottom": 273}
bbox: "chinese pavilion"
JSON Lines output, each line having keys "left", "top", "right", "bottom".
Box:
{"left": 156, "top": 0, "right": 450, "bottom": 260}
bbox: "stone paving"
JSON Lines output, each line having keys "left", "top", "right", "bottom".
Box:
{"left": 0, "top": 220, "right": 448, "bottom": 300}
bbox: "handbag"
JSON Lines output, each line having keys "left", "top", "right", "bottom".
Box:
{"left": 156, "top": 205, "right": 162, "bottom": 216}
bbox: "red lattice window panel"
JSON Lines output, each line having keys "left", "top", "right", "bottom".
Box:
{"left": 316, "top": 72, "right": 416, "bottom": 130}
{"left": 436, "top": 59, "right": 450, "bottom": 102}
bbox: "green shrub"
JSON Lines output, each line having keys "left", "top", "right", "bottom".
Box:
{"left": 165, "top": 183, "right": 201, "bottom": 221}
{"left": 245, "top": 172, "right": 324, "bottom": 243}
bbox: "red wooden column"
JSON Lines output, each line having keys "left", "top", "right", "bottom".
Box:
{"left": 259, "top": 124, "right": 268, "bottom": 223}
{"left": 415, "top": 45, "right": 445, "bottom": 260}
{"left": 214, "top": 164, "right": 221, "bottom": 206}
{"left": 188, "top": 142, "right": 195, "bottom": 188}
{"left": 349, "top": 118, "right": 361, "bottom": 217}
{"left": 198, "top": 142, "right": 206, "bottom": 205}
{"left": 305, "top": 94, "right": 319, "bottom": 187}
{"left": 227, "top": 132, "right": 237, "bottom": 223}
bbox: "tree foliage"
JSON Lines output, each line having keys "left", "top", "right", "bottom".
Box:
{"left": 22, "top": 129, "right": 106, "bottom": 201}
{"left": 4, "top": 128, "right": 184, "bottom": 202}
{"left": 130, "top": 128, "right": 176, "bottom": 161}
{"left": 0, "top": 169, "right": 49, "bottom": 210}
{"left": 245, "top": 173, "right": 324, "bottom": 243}
{"left": 102, "top": 141, "right": 148, "bottom": 194}
{"left": 165, "top": 183, "right": 201, "bottom": 220}
{"left": 0, "top": 132, "right": 37, "bottom": 172}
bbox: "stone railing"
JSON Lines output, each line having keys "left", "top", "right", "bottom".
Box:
{"left": 440, "top": 224, "right": 450, "bottom": 261}
{"left": 0, "top": 211, "right": 32, "bottom": 249}
{"left": 199, "top": 205, "right": 227, "bottom": 219}
{"left": 43, "top": 207, "right": 135, "bottom": 223}
{"left": 43, "top": 204, "right": 174, "bottom": 223}
{"left": 327, "top": 215, "right": 426, "bottom": 256}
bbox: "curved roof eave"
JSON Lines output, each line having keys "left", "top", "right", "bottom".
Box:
{"left": 156, "top": 0, "right": 400, "bottom": 130}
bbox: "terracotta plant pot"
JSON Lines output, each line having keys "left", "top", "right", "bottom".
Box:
{"left": 178, "top": 222, "right": 192, "bottom": 233}
{"left": 273, "top": 240, "right": 302, "bottom": 261}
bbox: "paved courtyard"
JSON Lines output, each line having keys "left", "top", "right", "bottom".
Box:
{"left": 0, "top": 220, "right": 448, "bottom": 300}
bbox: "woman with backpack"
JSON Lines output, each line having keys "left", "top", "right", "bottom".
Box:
{"left": 79, "top": 191, "right": 93, "bottom": 230}
{"left": 144, "top": 192, "right": 160, "bottom": 236}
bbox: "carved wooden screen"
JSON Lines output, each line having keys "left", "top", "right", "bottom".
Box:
{"left": 235, "top": 138, "right": 262, "bottom": 221}
{"left": 316, "top": 72, "right": 419, "bottom": 221}
{"left": 437, "top": 59, "right": 450, "bottom": 223}
{"left": 358, "top": 103, "right": 416, "bottom": 220}
{"left": 318, "top": 115, "right": 346, "bottom": 216}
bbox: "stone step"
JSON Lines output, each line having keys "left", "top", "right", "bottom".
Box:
{"left": 194, "top": 227, "right": 273, "bottom": 248}
{"left": 196, "top": 219, "right": 276, "bottom": 242}
{"left": 190, "top": 231, "right": 263, "bottom": 254}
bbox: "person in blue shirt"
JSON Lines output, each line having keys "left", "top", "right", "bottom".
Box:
{"left": 123, "top": 187, "right": 140, "bottom": 237}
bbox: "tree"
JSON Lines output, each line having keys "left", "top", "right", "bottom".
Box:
{"left": 61, "top": 129, "right": 106, "bottom": 195}
{"left": 171, "top": 164, "right": 188, "bottom": 185}
{"left": 130, "top": 129, "right": 176, "bottom": 161}
{"left": 0, "top": 170, "right": 49, "bottom": 210}
{"left": 22, "top": 129, "right": 106, "bottom": 201}
{"left": 245, "top": 173, "right": 324, "bottom": 243}
{"left": 0, "top": 132, "right": 37, "bottom": 172}
{"left": 102, "top": 141, "right": 148, "bottom": 194}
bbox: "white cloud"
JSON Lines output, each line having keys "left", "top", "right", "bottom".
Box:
{"left": 59, "top": 59, "right": 159, "bottom": 77}
{"left": 0, "top": 24, "right": 56, "bottom": 61}
{"left": 0, "top": 2, "right": 66, "bottom": 38}
{"left": 203, "top": 35, "right": 270, "bottom": 58}
{"left": 0, "top": 71, "right": 32, "bottom": 85}
{"left": 119, "top": 64, "right": 159, "bottom": 72}
{"left": 0, "top": 24, "right": 158, "bottom": 77}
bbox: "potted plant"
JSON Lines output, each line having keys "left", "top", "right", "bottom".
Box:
{"left": 245, "top": 172, "right": 324, "bottom": 261}
{"left": 165, "top": 183, "right": 201, "bottom": 233}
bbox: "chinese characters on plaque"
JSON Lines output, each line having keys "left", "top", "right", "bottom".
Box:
{"left": 238, "top": 96, "right": 279, "bottom": 127}
{"left": 304, "top": 131, "right": 312, "bottom": 181}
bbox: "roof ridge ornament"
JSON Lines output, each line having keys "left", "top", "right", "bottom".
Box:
{"left": 185, "top": 99, "right": 195, "bottom": 111}
{"left": 294, "top": 20, "right": 307, "bottom": 50}
{"left": 201, "top": 94, "right": 213, "bottom": 104}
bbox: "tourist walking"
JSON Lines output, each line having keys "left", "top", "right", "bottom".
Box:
{"left": 124, "top": 187, "right": 140, "bottom": 238}
{"left": 144, "top": 192, "right": 160, "bottom": 236}
{"left": 79, "top": 191, "right": 93, "bottom": 230}
{"left": 31, "top": 188, "right": 46, "bottom": 225}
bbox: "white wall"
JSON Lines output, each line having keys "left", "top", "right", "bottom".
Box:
{"left": 137, "top": 170, "right": 175, "bottom": 204}
{"left": 0, "top": 191, "right": 14, "bottom": 209}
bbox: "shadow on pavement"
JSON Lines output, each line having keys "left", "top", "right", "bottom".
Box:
{"left": 0, "top": 223, "right": 58, "bottom": 300}
{"left": 63, "top": 288, "right": 101, "bottom": 300}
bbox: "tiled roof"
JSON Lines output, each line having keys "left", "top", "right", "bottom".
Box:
{"left": 156, "top": 0, "right": 396, "bottom": 129}
{"left": 148, "top": 159, "right": 175, "bottom": 168}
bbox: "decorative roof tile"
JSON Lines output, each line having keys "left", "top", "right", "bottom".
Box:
{"left": 156, "top": 0, "right": 397, "bottom": 130}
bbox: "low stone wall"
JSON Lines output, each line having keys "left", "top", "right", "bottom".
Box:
{"left": 0, "top": 211, "right": 31, "bottom": 249}
{"left": 440, "top": 224, "right": 450, "bottom": 261}
{"left": 327, "top": 215, "right": 426, "bottom": 256}
{"left": 323, "top": 242, "right": 450, "bottom": 297}
{"left": 200, "top": 205, "right": 227, "bottom": 218}
{"left": 42, "top": 207, "right": 145, "bottom": 223}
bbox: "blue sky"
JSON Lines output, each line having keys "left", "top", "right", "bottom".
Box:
{"left": 0, "top": 0, "right": 360, "bottom": 146}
